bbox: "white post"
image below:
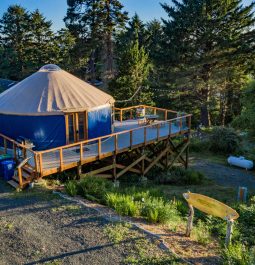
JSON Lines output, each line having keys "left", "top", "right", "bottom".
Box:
{"left": 225, "top": 219, "right": 234, "bottom": 246}
{"left": 186, "top": 204, "right": 194, "bottom": 237}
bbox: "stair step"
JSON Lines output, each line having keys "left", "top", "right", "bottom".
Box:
{"left": 12, "top": 175, "right": 31, "bottom": 184}
{"left": 22, "top": 165, "right": 35, "bottom": 175}
{"left": 22, "top": 170, "right": 32, "bottom": 180}
{"left": 7, "top": 180, "right": 20, "bottom": 189}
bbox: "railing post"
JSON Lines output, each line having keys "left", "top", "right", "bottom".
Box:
{"left": 4, "top": 138, "right": 7, "bottom": 154}
{"left": 157, "top": 123, "right": 160, "bottom": 141}
{"left": 169, "top": 121, "right": 172, "bottom": 136}
{"left": 98, "top": 139, "right": 101, "bottom": 159}
{"left": 39, "top": 153, "right": 43, "bottom": 177}
{"left": 165, "top": 110, "right": 168, "bottom": 121}
{"left": 13, "top": 143, "right": 17, "bottom": 160}
{"left": 130, "top": 130, "right": 133, "bottom": 149}
{"left": 120, "top": 110, "right": 123, "bottom": 123}
{"left": 130, "top": 109, "right": 133, "bottom": 120}
{"left": 154, "top": 108, "right": 157, "bottom": 115}
{"left": 18, "top": 167, "right": 23, "bottom": 188}
{"left": 179, "top": 115, "right": 183, "bottom": 133}
{"left": 60, "top": 148, "right": 63, "bottom": 171}
{"left": 144, "top": 127, "right": 147, "bottom": 145}
{"left": 34, "top": 153, "right": 38, "bottom": 178}
{"left": 80, "top": 143, "right": 83, "bottom": 162}
{"left": 114, "top": 134, "right": 118, "bottom": 154}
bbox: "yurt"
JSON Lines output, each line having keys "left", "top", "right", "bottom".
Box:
{"left": 0, "top": 64, "right": 115, "bottom": 150}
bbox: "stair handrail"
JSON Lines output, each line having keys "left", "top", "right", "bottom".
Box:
{"left": 16, "top": 156, "right": 32, "bottom": 187}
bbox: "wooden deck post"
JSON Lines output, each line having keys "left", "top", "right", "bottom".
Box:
{"left": 59, "top": 148, "right": 63, "bottom": 171}
{"left": 164, "top": 110, "right": 167, "bottom": 121}
{"left": 120, "top": 110, "right": 123, "bottom": 123}
{"left": 130, "top": 130, "right": 133, "bottom": 149}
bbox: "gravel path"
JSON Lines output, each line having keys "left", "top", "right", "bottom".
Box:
{"left": 191, "top": 157, "right": 255, "bottom": 191}
{"left": 0, "top": 181, "right": 171, "bottom": 265}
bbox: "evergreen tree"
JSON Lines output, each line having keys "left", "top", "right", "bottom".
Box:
{"left": 109, "top": 33, "right": 153, "bottom": 106}
{"left": 28, "top": 9, "right": 56, "bottom": 71}
{"left": 65, "top": 0, "right": 128, "bottom": 83}
{"left": 160, "top": 0, "right": 255, "bottom": 126}
{"left": 0, "top": 5, "right": 30, "bottom": 79}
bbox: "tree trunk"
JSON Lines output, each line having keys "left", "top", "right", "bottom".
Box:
{"left": 89, "top": 49, "right": 96, "bottom": 82}
{"left": 200, "top": 103, "right": 210, "bottom": 127}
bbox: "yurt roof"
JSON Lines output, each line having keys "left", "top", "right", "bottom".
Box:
{"left": 0, "top": 64, "right": 115, "bottom": 116}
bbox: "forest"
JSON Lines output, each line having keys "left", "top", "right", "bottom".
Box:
{"left": 0, "top": 0, "right": 255, "bottom": 130}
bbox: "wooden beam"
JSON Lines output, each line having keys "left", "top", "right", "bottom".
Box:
{"left": 116, "top": 154, "right": 146, "bottom": 178}
{"left": 116, "top": 164, "right": 141, "bottom": 174}
{"left": 81, "top": 164, "right": 114, "bottom": 177}
{"left": 144, "top": 146, "right": 170, "bottom": 175}
{"left": 168, "top": 141, "right": 190, "bottom": 169}
{"left": 144, "top": 157, "right": 164, "bottom": 170}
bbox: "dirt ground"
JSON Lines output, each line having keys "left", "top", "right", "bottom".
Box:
{"left": 0, "top": 181, "right": 176, "bottom": 265}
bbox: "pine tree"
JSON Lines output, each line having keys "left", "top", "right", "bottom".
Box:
{"left": 160, "top": 0, "right": 255, "bottom": 126}
{"left": 65, "top": 0, "right": 128, "bottom": 83}
{"left": 28, "top": 9, "right": 56, "bottom": 71}
{"left": 109, "top": 32, "right": 153, "bottom": 106}
{"left": 0, "top": 5, "right": 30, "bottom": 79}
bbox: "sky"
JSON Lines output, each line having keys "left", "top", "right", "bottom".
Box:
{"left": 0, "top": 0, "right": 254, "bottom": 32}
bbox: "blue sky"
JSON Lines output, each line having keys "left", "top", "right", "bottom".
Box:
{"left": 0, "top": 0, "right": 253, "bottom": 31}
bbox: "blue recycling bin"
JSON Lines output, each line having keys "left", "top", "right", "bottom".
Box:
{"left": 0, "top": 160, "right": 15, "bottom": 181}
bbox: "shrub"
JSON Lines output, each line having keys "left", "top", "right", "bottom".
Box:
{"left": 189, "top": 137, "right": 210, "bottom": 153}
{"left": 105, "top": 193, "right": 140, "bottom": 217}
{"left": 78, "top": 176, "right": 113, "bottom": 202}
{"left": 209, "top": 127, "right": 241, "bottom": 154}
{"left": 192, "top": 220, "right": 211, "bottom": 245}
{"left": 65, "top": 180, "right": 78, "bottom": 196}
{"left": 221, "top": 243, "right": 255, "bottom": 265}
{"left": 141, "top": 197, "right": 180, "bottom": 224}
{"left": 155, "top": 167, "right": 205, "bottom": 186}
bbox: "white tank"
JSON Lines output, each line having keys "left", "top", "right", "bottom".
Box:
{"left": 227, "top": 156, "right": 253, "bottom": 170}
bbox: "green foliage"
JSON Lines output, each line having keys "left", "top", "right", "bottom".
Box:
{"left": 65, "top": 180, "right": 78, "bottom": 197}
{"left": 104, "top": 222, "right": 132, "bottom": 244}
{"left": 155, "top": 167, "right": 205, "bottom": 185}
{"left": 106, "top": 193, "right": 140, "bottom": 217}
{"left": 192, "top": 220, "right": 211, "bottom": 245}
{"left": 160, "top": 0, "right": 255, "bottom": 126}
{"left": 236, "top": 201, "right": 255, "bottom": 246}
{"left": 141, "top": 197, "right": 180, "bottom": 224}
{"left": 221, "top": 243, "right": 255, "bottom": 265}
{"left": 232, "top": 80, "right": 255, "bottom": 135}
{"left": 209, "top": 127, "right": 241, "bottom": 154}
{"left": 78, "top": 176, "right": 113, "bottom": 202}
{"left": 189, "top": 137, "right": 210, "bottom": 153}
{"left": 109, "top": 34, "right": 154, "bottom": 106}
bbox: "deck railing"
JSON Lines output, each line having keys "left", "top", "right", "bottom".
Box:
{"left": 114, "top": 105, "right": 179, "bottom": 122}
{"left": 0, "top": 105, "right": 192, "bottom": 178}
{"left": 36, "top": 113, "right": 192, "bottom": 176}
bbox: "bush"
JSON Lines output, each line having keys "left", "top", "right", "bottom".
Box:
{"left": 192, "top": 220, "right": 211, "bottom": 245}
{"left": 141, "top": 197, "right": 180, "bottom": 224}
{"left": 209, "top": 127, "right": 241, "bottom": 154}
{"left": 189, "top": 137, "right": 210, "bottom": 153}
{"left": 78, "top": 176, "right": 113, "bottom": 202}
{"left": 106, "top": 193, "right": 141, "bottom": 217}
{"left": 221, "top": 243, "right": 255, "bottom": 265}
{"left": 65, "top": 180, "right": 78, "bottom": 196}
{"left": 155, "top": 167, "right": 205, "bottom": 185}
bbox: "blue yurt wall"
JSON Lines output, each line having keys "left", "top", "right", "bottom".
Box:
{"left": 88, "top": 106, "right": 112, "bottom": 139}
{"left": 0, "top": 114, "right": 66, "bottom": 150}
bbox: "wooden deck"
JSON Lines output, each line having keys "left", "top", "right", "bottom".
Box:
{"left": 0, "top": 105, "right": 192, "bottom": 189}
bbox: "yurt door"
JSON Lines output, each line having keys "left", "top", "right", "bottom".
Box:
{"left": 66, "top": 113, "right": 88, "bottom": 144}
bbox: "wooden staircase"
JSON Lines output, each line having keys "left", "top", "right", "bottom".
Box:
{"left": 7, "top": 159, "right": 35, "bottom": 190}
